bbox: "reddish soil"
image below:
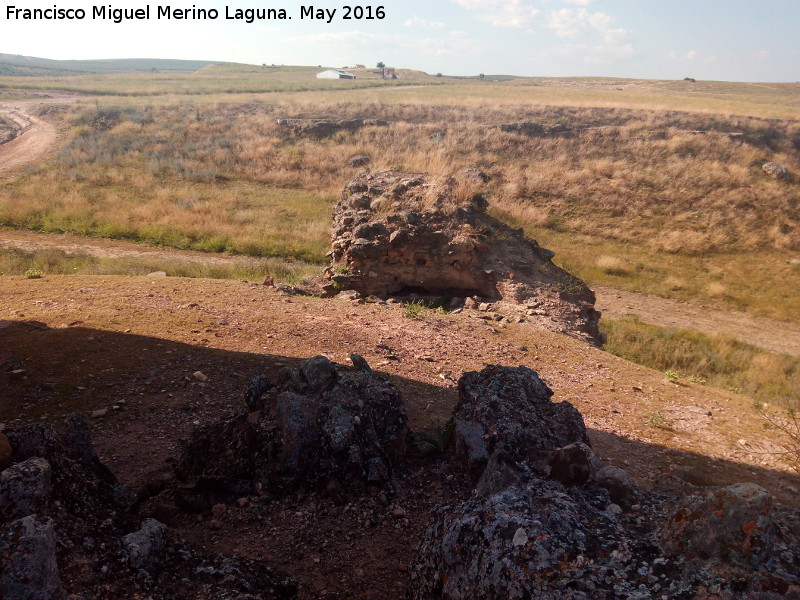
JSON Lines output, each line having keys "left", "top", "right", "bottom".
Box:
{"left": 2, "top": 274, "right": 798, "bottom": 599}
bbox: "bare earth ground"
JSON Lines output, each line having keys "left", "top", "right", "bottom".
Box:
{"left": 2, "top": 228, "right": 799, "bottom": 357}
{"left": 1, "top": 274, "right": 798, "bottom": 599}
{"left": 2, "top": 91, "right": 799, "bottom": 598}
{"left": 0, "top": 97, "right": 63, "bottom": 172}
{"left": 595, "top": 286, "right": 800, "bottom": 356}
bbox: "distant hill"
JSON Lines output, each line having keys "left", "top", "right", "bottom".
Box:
{"left": 0, "top": 54, "right": 238, "bottom": 76}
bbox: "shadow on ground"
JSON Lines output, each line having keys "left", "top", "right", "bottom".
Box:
{"left": 2, "top": 319, "right": 800, "bottom": 599}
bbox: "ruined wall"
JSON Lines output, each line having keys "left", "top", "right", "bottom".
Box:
{"left": 325, "top": 170, "right": 600, "bottom": 341}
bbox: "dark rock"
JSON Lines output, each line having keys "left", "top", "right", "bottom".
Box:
{"left": 762, "top": 162, "right": 788, "bottom": 180}
{"left": 549, "top": 442, "right": 603, "bottom": 486}
{"left": 0, "top": 457, "right": 52, "bottom": 521}
{"left": 493, "top": 122, "right": 546, "bottom": 136}
{"left": 409, "top": 479, "right": 621, "bottom": 600}
{"left": 276, "top": 118, "right": 386, "bottom": 138}
{"left": 122, "top": 518, "right": 167, "bottom": 571}
{"left": 474, "top": 450, "right": 529, "bottom": 497}
{"left": 347, "top": 154, "right": 370, "bottom": 168}
{"left": 460, "top": 167, "right": 490, "bottom": 182}
{"left": 246, "top": 374, "right": 273, "bottom": 412}
{"left": 660, "top": 482, "right": 775, "bottom": 568}
{"left": 300, "top": 355, "right": 337, "bottom": 391}
{"left": 63, "top": 413, "right": 96, "bottom": 463}
{"left": 452, "top": 365, "right": 589, "bottom": 481}
{"left": 592, "top": 465, "right": 638, "bottom": 510}
{"left": 0, "top": 515, "right": 65, "bottom": 600}
{"left": 4, "top": 424, "right": 60, "bottom": 462}
{"left": 0, "top": 417, "right": 297, "bottom": 599}
{"left": 349, "top": 353, "right": 372, "bottom": 374}
{"left": 175, "top": 354, "right": 410, "bottom": 499}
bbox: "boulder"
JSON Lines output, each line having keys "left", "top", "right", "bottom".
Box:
{"left": 0, "top": 516, "right": 64, "bottom": 600}
{"left": 660, "top": 482, "right": 776, "bottom": 568}
{"left": 122, "top": 518, "right": 168, "bottom": 571}
{"left": 0, "top": 457, "right": 52, "bottom": 521}
{"left": 0, "top": 416, "right": 297, "bottom": 599}
{"left": 326, "top": 170, "right": 600, "bottom": 341}
{"left": 548, "top": 442, "right": 604, "bottom": 487}
{"left": 762, "top": 162, "right": 788, "bottom": 180}
{"left": 409, "top": 479, "right": 624, "bottom": 600}
{"left": 175, "top": 354, "right": 410, "bottom": 501}
{"left": 592, "top": 465, "right": 638, "bottom": 510}
{"left": 452, "top": 365, "right": 590, "bottom": 481}
{"left": 347, "top": 154, "right": 370, "bottom": 167}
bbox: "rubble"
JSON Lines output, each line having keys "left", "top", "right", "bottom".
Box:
{"left": 175, "top": 354, "right": 410, "bottom": 504}
{"left": 409, "top": 366, "right": 800, "bottom": 599}
{"left": 0, "top": 416, "right": 296, "bottom": 600}
{"left": 325, "top": 170, "right": 600, "bottom": 341}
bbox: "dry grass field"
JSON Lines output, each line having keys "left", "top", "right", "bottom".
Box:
{"left": 1, "top": 67, "right": 798, "bottom": 464}
{"left": 2, "top": 98, "right": 797, "bottom": 318}
{"left": 2, "top": 64, "right": 800, "bottom": 597}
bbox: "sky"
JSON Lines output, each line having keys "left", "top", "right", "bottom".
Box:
{"left": 1, "top": 0, "right": 798, "bottom": 82}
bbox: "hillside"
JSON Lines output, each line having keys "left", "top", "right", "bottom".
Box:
{"left": 0, "top": 53, "right": 234, "bottom": 76}
{"left": 2, "top": 273, "right": 798, "bottom": 598}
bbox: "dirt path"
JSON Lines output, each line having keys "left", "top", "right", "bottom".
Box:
{"left": 0, "top": 93, "right": 78, "bottom": 173}
{"left": 595, "top": 286, "right": 800, "bottom": 356}
{"left": 1, "top": 228, "right": 797, "bottom": 356}
{"left": 0, "top": 228, "right": 271, "bottom": 268}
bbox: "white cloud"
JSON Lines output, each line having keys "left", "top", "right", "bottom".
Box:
{"left": 451, "top": 0, "right": 540, "bottom": 29}
{"left": 703, "top": 55, "right": 717, "bottom": 64}
{"left": 404, "top": 15, "right": 447, "bottom": 29}
{"left": 668, "top": 49, "right": 698, "bottom": 61}
{"left": 545, "top": 8, "right": 633, "bottom": 63}
{"left": 563, "top": 0, "right": 593, "bottom": 5}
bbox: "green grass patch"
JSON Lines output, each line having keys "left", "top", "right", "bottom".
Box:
{"left": 601, "top": 315, "right": 800, "bottom": 407}
{"left": 0, "top": 247, "right": 316, "bottom": 282}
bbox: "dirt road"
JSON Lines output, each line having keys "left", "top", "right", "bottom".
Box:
{"left": 1, "top": 228, "right": 797, "bottom": 356}
{"left": 0, "top": 94, "right": 71, "bottom": 173}
{"left": 595, "top": 286, "right": 800, "bottom": 356}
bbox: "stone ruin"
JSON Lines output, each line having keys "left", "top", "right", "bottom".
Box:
{"left": 4, "top": 361, "right": 800, "bottom": 599}
{"left": 174, "top": 354, "right": 410, "bottom": 507}
{"left": 0, "top": 415, "right": 296, "bottom": 600}
{"left": 409, "top": 365, "right": 800, "bottom": 600}
{"left": 324, "top": 170, "right": 601, "bottom": 342}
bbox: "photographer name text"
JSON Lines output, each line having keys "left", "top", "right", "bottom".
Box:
{"left": 5, "top": 5, "right": 386, "bottom": 24}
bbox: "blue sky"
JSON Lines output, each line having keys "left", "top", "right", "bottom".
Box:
{"left": 1, "top": 0, "right": 798, "bottom": 81}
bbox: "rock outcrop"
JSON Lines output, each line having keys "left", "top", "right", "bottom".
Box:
{"left": 762, "top": 161, "right": 788, "bottom": 180}
{"left": 175, "top": 354, "right": 410, "bottom": 505}
{"left": 452, "top": 365, "right": 589, "bottom": 480}
{"left": 0, "top": 416, "right": 296, "bottom": 600}
{"left": 409, "top": 366, "right": 800, "bottom": 600}
{"left": 325, "top": 170, "right": 600, "bottom": 341}
{"left": 275, "top": 118, "right": 388, "bottom": 138}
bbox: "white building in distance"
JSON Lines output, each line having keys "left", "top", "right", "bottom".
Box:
{"left": 316, "top": 69, "right": 356, "bottom": 80}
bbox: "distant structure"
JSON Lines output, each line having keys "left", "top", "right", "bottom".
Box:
{"left": 317, "top": 69, "right": 356, "bottom": 80}
{"left": 382, "top": 67, "right": 397, "bottom": 80}
{"left": 354, "top": 64, "right": 366, "bottom": 69}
